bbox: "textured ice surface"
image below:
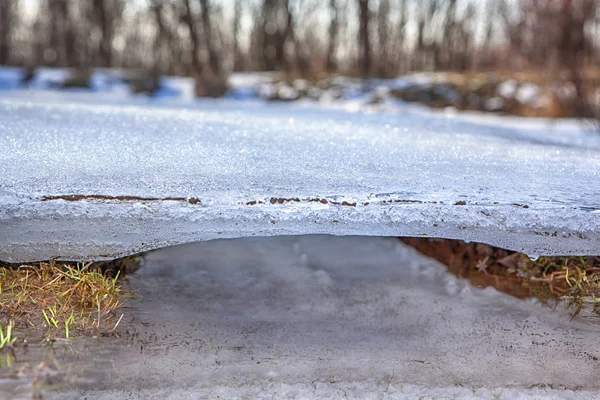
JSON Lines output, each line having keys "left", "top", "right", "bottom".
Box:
{"left": 1, "top": 92, "right": 599, "bottom": 261}
{"left": 51, "top": 237, "right": 600, "bottom": 399}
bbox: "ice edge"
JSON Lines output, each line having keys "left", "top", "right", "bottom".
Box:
{"left": 1, "top": 195, "right": 599, "bottom": 262}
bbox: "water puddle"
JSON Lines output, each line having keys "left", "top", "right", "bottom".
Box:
{"left": 0, "top": 334, "right": 121, "bottom": 400}
{"left": 4, "top": 236, "right": 599, "bottom": 399}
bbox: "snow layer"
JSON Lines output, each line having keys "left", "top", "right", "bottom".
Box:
{"left": 1, "top": 93, "right": 599, "bottom": 262}
{"left": 52, "top": 236, "right": 600, "bottom": 399}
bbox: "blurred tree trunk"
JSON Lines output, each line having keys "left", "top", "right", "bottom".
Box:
{"left": 394, "top": 0, "right": 407, "bottom": 72}
{"left": 64, "top": 1, "right": 77, "bottom": 67}
{"left": 233, "top": 0, "right": 243, "bottom": 71}
{"left": 260, "top": 0, "right": 276, "bottom": 71}
{"left": 93, "top": 0, "right": 110, "bottom": 66}
{"left": 0, "top": 0, "right": 14, "bottom": 65}
{"left": 377, "top": 0, "right": 390, "bottom": 77}
{"left": 91, "top": 0, "right": 123, "bottom": 67}
{"left": 199, "top": 0, "right": 221, "bottom": 76}
{"left": 426, "top": 0, "right": 441, "bottom": 70}
{"left": 182, "top": 0, "right": 227, "bottom": 97}
{"left": 460, "top": 3, "right": 475, "bottom": 70}
{"left": 286, "top": 1, "right": 311, "bottom": 74}
{"left": 260, "top": 0, "right": 289, "bottom": 71}
{"left": 150, "top": 1, "right": 165, "bottom": 73}
{"left": 358, "top": 0, "right": 370, "bottom": 76}
{"left": 326, "top": 0, "right": 339, "bottom": 71}
{"left": 414, "top": 4, "right": 425, "bottom": 70}
{"left": 558, "top": 0, "right": 596, "bottom": 118}
{"left": 277, "top": 0, "right": 291, "bottom": 71}
{"left": 182, "top": 0, "right": 203, "bottom": 75}
{"left": 476, "top": 0, "right": 496, "bottom": 69}
{"left": 47, "top": 0, "right": 70, "bottom": 67}
{"left": 442, "top": 0, "right": 457, "bottom": 70}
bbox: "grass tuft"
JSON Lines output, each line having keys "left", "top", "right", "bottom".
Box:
{"left": 0, "top": 321, "right": 16, "bottom": 350}
{"left": 524, "top": 256, "right": 600, "bottom": 320}
{"left": 0, "top": 258, "right": 138, "bottom": 339}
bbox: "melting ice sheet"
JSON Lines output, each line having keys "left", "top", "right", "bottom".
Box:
{"left": 0, "top": 93, "right": 599, "bottom": 262}
{"left": 52, "top": 236, "right": 600, "bottom": 399}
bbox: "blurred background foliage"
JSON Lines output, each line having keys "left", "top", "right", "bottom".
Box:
{"left": 0, "top": 0, "right": 598, "bottom": 117}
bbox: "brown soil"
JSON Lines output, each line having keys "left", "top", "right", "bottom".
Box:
{"left": 402, "top": 237, "right": 600, "bottom": 318}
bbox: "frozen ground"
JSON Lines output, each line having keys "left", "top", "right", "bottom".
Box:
{"left": 46, "top": 236, "right": 600, "bottom": 399}
{"left": 1, "top": 88, "right": 599, "bottom": 261}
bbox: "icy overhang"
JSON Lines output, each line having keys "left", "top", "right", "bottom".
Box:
{"left": 1, "top": 94, "right": 600, "bottom": 262}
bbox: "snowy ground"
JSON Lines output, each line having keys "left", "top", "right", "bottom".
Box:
{"left": 47, "top": 236, "right": 600, "bottom": 399}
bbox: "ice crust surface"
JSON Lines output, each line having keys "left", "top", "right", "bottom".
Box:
{"left": 1, "top": 92, "right": 599, "bottom": 261}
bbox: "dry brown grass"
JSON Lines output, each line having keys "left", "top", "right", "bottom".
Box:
{"left": 0, "top": 258, "right": 138, "bottom": 340}
{"left": 419, "top": 69, "right": 600, "bottom": 119}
